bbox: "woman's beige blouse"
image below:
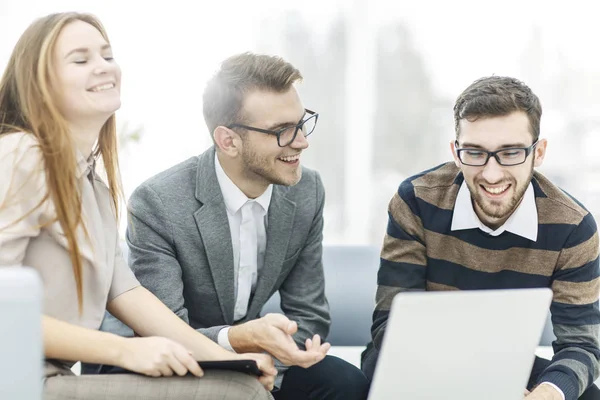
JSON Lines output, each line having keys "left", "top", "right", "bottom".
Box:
{"left": 0, "top": 132, "right": 139, "bottom": 335}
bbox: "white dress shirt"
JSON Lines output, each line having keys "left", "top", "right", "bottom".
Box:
{"left": 451, "top": 181, "right": 538, "bottom": 241}
{"left": 214, "top": 154, "right": 273, "bottom": 351}
{"left": 450, "top": 180, "right": 564, "bottom": 399}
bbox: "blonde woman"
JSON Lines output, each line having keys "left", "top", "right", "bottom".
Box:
{"left": 0, "top": 12, "right": 275, "bottom": 400}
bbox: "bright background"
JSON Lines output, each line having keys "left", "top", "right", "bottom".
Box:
{"left": 2, "top": 0, "right": 599, "bottom": 244}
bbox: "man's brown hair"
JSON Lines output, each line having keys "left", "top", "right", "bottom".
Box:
{"left": 454, "top": 76, "right": 542, "bottom": 140}
{"left": 203, "top": 52, "right": 302, "bottom": 138}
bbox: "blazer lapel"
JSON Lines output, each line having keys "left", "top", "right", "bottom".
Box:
{"left": 193, "top": 148, "right": 236, "bottom": 324}
{"left": 247, "top": 186, "right": 296, "bottom": 318}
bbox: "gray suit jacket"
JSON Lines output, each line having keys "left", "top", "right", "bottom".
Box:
{"left": 104, "top": 147, "right": 330, "bottom": 381}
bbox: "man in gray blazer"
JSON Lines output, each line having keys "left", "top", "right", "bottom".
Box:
{"left": 102, "top": 53, "right": 368, "bottom": 400}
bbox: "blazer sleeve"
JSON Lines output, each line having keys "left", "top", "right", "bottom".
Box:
{"left": 125, "top": 182, "right": 227, "bottom": 342}
{"left": 278, "top": 171, "right": 331, "bottom": 347}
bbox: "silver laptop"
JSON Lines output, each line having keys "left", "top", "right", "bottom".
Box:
{"left": 0, "top": 267, "right": 43, "bottom": 400}
{"left": 369, "top": 288, "right": 552, "bottom": 400}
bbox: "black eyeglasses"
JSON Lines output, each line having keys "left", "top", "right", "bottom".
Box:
{"left": 227, "top": 108, "right": 318, "bottom": 147}
{"left": 455, "top": 140, "right": 539, "bottom": 166}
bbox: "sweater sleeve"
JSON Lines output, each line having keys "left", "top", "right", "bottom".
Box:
{"left": 539, "top": 212, "right": 600, "bottom": 400}
{"left": 371, "top": 179, "right": 428, "bottom": 350}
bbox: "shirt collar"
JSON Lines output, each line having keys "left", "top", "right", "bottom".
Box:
{"left": 76, "top": 151, "right": 96, "bottom": 179}
{"left": 214, "top": 153, "right": 273, "bottom": 214}
{"left": 451, "top": 180, "right": 538, "bottom": 241}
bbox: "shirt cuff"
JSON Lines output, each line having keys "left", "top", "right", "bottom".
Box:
{"left": 539, "top": 382, "right": 565, "bottom": 400}
{"left": 217, "top": 326, "right": 236, "bottom": 353}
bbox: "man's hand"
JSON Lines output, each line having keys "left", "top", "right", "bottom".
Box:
{"left": 228, "top": 313, "right": 330, "bottom": 368}
{"left": 525, "top": 384, "right": 563, "bottom": 400}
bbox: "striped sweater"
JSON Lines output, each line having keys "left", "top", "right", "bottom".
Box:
{"left": 370, "top": 162, "right": 600, "bottom": 400}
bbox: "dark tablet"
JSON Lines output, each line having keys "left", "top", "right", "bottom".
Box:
{"left": 198, "top": 359, "right": 262, "bottom": 376}
{"left": 97, "top": 359, "right": 262, "bottom": 377}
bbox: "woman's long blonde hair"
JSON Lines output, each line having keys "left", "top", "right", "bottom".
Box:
{"left": 0, "top": 12, "right": 123, "bottom": 313}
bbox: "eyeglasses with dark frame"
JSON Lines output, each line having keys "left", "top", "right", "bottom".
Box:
{"left": 227, "top": 109, "right": 319, "bottom": 147}
{"left": 455, "top": 139, "right": 539, "bottom": 167}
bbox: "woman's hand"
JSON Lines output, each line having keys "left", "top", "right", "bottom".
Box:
{"left": 118, "top": 336, "right": 203, "bottom": 378}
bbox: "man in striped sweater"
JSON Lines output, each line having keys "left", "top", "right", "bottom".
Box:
{"left": 361, "top": 76, "right": 600, "bottom": 400}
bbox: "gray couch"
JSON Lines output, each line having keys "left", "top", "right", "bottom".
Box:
{"left": 260, "top": 244, "right": 556, "bottom": 347}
